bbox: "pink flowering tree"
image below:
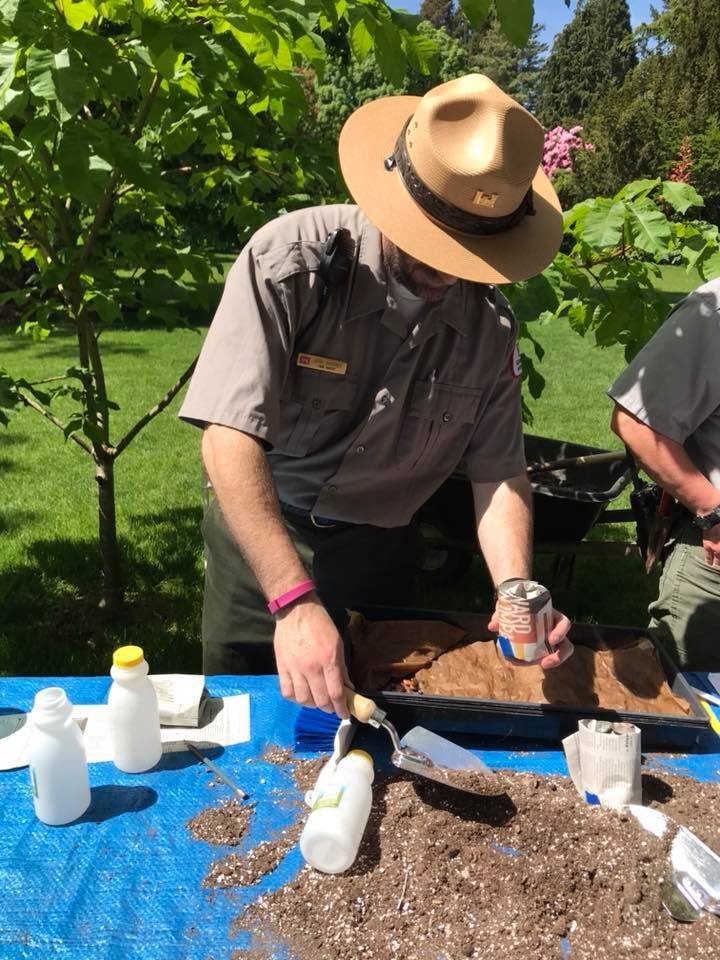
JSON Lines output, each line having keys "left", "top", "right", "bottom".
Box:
{"left": 669, "top": 136, "right": 693, "bottom": 184}
{"left": 542, "top": 125, "right": 595, "bottom": 179}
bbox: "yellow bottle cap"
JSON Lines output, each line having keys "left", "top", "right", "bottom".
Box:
{"left": 347, "top": 749, "right": 373, "bottom": 766}
{"left": 113, "top": 645, "right": 144, "bottom": 668}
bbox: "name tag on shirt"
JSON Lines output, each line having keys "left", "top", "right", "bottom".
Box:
{"left": 296, "top": 352, "right": 348, "bottom": 376}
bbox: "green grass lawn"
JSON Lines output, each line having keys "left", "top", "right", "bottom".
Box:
{"left": 0, "top": 325, "right": 205, "bottom": 676}
{"left": 0, "top": 265, "right": 702, "bottom": 676}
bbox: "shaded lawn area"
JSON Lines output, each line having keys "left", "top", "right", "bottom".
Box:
{"left": 0, "top": 325, "right": 205, "bottom": 676}
{"left": 0, "top": 265, "right": 702, "bottom": 676}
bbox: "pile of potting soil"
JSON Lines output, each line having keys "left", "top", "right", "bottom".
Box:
{"left": 189, "top": 757, "right": 720, "bottom": 960}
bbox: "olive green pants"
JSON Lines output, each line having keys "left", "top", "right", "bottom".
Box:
{"left": 201, "top": 499, "right": 425, "bottom": 675}
{"left": 648, "top": 521, "right": 720, "bottom": 670}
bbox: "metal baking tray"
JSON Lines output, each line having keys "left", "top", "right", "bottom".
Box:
{"left": 352, "top": 605, "right": 710, "bottom": 750}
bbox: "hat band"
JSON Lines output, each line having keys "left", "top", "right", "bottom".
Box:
{"left": 387, "top": 121, "right": 535, "bottom": 237}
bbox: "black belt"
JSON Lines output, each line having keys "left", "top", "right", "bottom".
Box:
{"left": 280, "top": 502, "right": 357, "bottom": 530}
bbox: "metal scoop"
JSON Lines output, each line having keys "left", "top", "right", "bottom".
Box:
{"left": 629, "top": 804, "right": 720, "bottom": 922}
{"left": 345, "top": 688, "right": 501, "bottom": 795}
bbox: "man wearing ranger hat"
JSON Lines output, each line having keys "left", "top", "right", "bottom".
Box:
{"left": 179, "top": 74, "right": 573, "bottom": 714}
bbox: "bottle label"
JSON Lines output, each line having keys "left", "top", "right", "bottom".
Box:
{"left": 312, "top": 785, "right": 345, "bottom": 810}
{"left": 29, "top": 766, "right": 38, "bottom": 799}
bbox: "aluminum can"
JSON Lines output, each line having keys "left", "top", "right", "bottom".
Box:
{"left": 496, "top": 579, "right": 553, "bottom": 663}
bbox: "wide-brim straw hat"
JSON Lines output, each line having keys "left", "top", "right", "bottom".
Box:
{"left": 338, "top": 74, "right": 563, "bottom": 284}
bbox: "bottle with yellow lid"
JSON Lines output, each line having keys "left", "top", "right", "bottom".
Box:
{"left": 299, "top": 749, "right": 374, "bottom": 874}
{"left": 108, "top": 645, "right": 162, "bottom": 773}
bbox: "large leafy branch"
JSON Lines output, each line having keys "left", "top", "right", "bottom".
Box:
{"left": 0, "top": 0, "right": 438, "bottom": 606}
{"left": 506, "top": 178, "right": 720, "bottom": 417}
{"left": 0, "top": 0, "right": 436, "bottom": 450}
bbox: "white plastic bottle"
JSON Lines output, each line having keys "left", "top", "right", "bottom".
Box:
{"left": 28, "top": 687, "right": 91, "bottom": 826}
{"left": 299, "top": 749, "right": 374, "bottom": 874}
{"left": 108, "top": 645, "right": 162, "bottom": 773}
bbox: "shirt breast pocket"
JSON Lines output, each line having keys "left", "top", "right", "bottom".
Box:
{"left": 278, "top": 373, "right": 358, "bottom": 458}
{"left": 397, "top": 380, "right": 485, "bottom": 470}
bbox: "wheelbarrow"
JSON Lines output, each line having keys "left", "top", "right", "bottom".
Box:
{"left": 414, "top": 434, "right": 635, "bottom": 583}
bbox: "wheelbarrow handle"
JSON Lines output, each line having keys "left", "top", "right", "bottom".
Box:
{"left": 526, "top": 450, "right": 627, "bottom": 474}
{"left": 344, "top": 686, "right": 386, "bottom": 727}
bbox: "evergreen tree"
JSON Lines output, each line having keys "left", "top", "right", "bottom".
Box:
{"left": 466, "top": 19, "right": 546, "bottom": 112}
{"left": 654, "top": 0, "right": 720, "bottom": 129}
{"left": 419, "top": 0, "right": 457, "bottom": 32}
{"left": 537, "top": 0, "right": 637, "bottom": 127}
{"left": 566, "top": 0, "right": 720, "bottom": 219}
{"left": 419, "top": 2, "right": 546, "bottom": 111}
{"left": 567, "top": 53, "right": 681, "bottom": 203}
{"left": 312, "top": 22, "right": 469, "bottom": 144}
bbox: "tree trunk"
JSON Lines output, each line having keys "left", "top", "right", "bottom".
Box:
{"left": 96, "top": 453, "right": 124, "bottom": 612}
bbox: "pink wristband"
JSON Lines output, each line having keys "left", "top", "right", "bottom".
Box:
{"left": 267, "top": 579, "right": 316, "bottom": 615}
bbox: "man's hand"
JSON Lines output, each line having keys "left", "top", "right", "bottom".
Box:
{"left": 489, "top": 605, "right": 573, "bottom": 669}
{"left": 702, "top": 524, "right": 720, "bottom": 566}
{"left": 273, "top": 596, "right": 350, "bottom": 717}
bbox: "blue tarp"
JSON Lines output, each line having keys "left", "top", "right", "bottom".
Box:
{"left": 1, "top": 675, "right": 719, "bottom": 960}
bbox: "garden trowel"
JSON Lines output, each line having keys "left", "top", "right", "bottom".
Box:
{"left": 345, "top": 688, "right": 502, "bottom": 795}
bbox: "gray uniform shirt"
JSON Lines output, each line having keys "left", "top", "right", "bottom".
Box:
{"left": 179, "top": 204, "right": 525, "bottom": 526}
{"left": 608, "top": 278, "right": 720, "bottom": 489}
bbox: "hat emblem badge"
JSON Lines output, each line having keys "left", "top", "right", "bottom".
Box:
{"left": 472, "top": 190, "right": 499, "bottom": 208}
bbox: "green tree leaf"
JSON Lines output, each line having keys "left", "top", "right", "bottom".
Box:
{"left": 373, "top": 19, "right": 406, "bottom": 85}
{"left": 660, "top": 180, "right": 704, "bottom": 214}
{"left": 580, "top": 200, "right": 626, "bottom": 248}
{"left": 0, "top": 0, "right": 20, "bottom": 26}
{"left": 524, "top": 358, "right": 545, "bottom": 399}
{"left": 63, "top": 0, "right": 97, "bottom": 31}
{"left": 699, "top": 249, "right": 720, "bottom": 282}
{"left": 494, "top": 0, "right": 533, "bottom": 47}
{"left": 614, "top": 178, "right": 660, "bottom": 202}
{"left": 62, "top": 412, "right": 83, "bottom": 441}
{"left": 504, "top": 274, "right": 560, "bottom": 326}
{"left": 627, "top": 202, "right": 672, "bottom": 256}
{"left": 562, "top": 299, "right": 589, "bottom": 336}
{"left": 458, "top": 0, "right": 491, "bottom": 30}
{"left": 56, "top": 125, "right": 112, "bottom": 203}
{"left": 89, "top": 293, "right": 122, "bottom": 325}
{"left": 349, "top": 16, "right": 373, "bottom": 61}
{"left": 0, "top": 41, "right": 18, "bottom": 97}
{"left": 26, "top": 46, "right": 87, "bottom": 118}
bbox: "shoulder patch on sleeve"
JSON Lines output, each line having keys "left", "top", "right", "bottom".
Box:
{"left": 510, "top": 344, "right": 522, "bottom": 378}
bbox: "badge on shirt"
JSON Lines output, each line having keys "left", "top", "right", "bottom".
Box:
{"left": 296, "top": 353, "right": 348, "bottom": 376}
{"left": 510, "top": 344, "right": 522, "bottom": 379}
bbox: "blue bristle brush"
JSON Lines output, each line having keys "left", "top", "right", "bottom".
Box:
{"left": 293, "top": 706, "right": 345, "bottom": 753}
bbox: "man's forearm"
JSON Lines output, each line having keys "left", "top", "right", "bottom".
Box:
{"left": 201, "top": 423, "right": 310, "bottom": 600}
{"left": 612, "top": 407, "right": 720, "bottom": 515}
{"left": 473, "top": 473, "right": 533, "bottom": 586}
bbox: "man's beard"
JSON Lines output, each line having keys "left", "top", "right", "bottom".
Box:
{"left": 382, "top": 240, "right": 456, "bottom": 303}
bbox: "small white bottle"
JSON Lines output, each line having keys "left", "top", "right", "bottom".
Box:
{"left": 108, "top": 645, "right": 162, "bottom": 773}
{"left": 299, "top": 749, "right": 374, "bottom": 874}
{"left": 28, "top": 687, "right": 91, "bottom": 826}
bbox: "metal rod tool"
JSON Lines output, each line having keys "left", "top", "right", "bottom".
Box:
{"left": 184, "top": 741, "right": 246, "bottom": 799}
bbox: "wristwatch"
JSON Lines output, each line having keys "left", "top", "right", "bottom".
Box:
{"left": 693, "top": 505, "right": 720, "bottom": 530}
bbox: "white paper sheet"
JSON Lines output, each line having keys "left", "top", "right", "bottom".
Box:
{"left": 149, "top": 674, "right": 208, "bottom": 727}
{"left": 0, "top": 695, "right": 251, "bottom": 770}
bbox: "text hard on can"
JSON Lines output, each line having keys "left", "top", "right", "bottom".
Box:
{"left": 496, "top": 579, "right": 553, "bottom": 663}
